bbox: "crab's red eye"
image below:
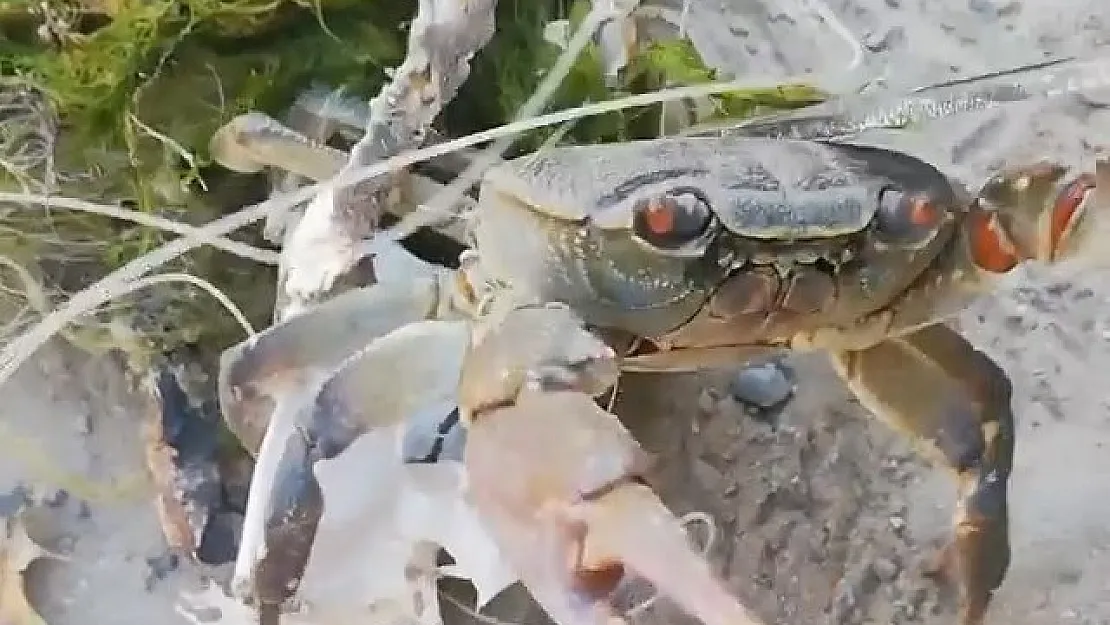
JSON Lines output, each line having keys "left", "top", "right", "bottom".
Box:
{"left": 632, "top": 191, "right": 713, "bottom": 251}
{"left": 643, "top": 197, "right": 676, "bottom": 235}
{"left": 875, "top": 187, "right": 944, "bottom": 247}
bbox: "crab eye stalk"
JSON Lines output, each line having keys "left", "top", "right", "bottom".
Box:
{"left": 873, "top": 187, "right": 945, "bottom": 249}
{"left": 631, "top": 191, "right": 715, "bottom": 256}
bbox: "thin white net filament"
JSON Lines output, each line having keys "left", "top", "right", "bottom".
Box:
{"left": 418, "top": 2, "right": 616, "bottom": 222}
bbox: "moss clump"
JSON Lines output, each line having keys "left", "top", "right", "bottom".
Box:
{"left": 2, "top": 0, "right": 407, "bottom": 214}
{"left": 0, "top": 0, "right": 410, "bottom": 355}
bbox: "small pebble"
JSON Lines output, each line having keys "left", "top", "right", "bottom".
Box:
{"left": 967, "top": 0, "right": 996, "bottom": 14}
{"left": 862, "top": 27, "right": 904, "bottom": 52}
{"left": 198, "top": 511, "right": 244, "bottom": 565}
{"left": 829, "top": 576, "right": 860, "bottom": 623}
{"left": 697, "top": 388, "right": 720, "bottom": 415}
{"left": 44, "top": 488, "right": 70, "bottom": 508}
{"left": 730, "top": 360, "right": 796, "bottom": 409}
{"left": 74, "top": 407, "right": 93, "bottom": 435}
{"left": 871, "top": 556, "right": 901, "bottom": 582}
{"left": 144, "top": 551, "right": 180, "bottom": 590}
{"left": 889, "top": 514, "right": 907, "bottom": 535}
{"left": 997, "top": 1, "right": 1022, "bottom": 17}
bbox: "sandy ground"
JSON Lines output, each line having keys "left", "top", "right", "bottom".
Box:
{"left": 617, "top": 265, "right": 1110, "bottom": 625}
{"left": 3, "top": 0, "right": 1110, "bottom": 624}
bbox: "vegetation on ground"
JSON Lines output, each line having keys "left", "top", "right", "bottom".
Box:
{"left": 0, "top": 0, "right": 823, "bottom": 362}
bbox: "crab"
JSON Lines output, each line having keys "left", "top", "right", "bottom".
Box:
{"left": 209, "top": 75, "right": 1108, "bottom": 625}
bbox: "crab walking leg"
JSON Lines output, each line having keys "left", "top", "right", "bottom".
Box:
{"left": 218, "top": 272, "right": 450, "bottom": 453}
{"left": 210, "top": 112, "right": 349, "bottom": 180}
{"left": 830, "top": 323, "right": 1014, "bottom": 625}
{"left": 234, "top": 319, "right": 470, "bottom": 613}
{"left": 237, "top": 396, "right": 322, "bottom": 617}
{"left": 209, "top": 113, "right": 473, "bottom": 244}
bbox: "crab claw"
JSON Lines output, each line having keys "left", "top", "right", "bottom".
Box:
{"left": 466, "top": 391, "right": 764, "bottom": 625}
{"left": 219, "top": 276, "right": 443, "bottom": 453}
{"left": 968, "top": 157, "right": 1107, "bottom": 273}
{"left": 460, "top": 303, "right": 763, "bottom": 625}
{"left": 231, "top": 318, "right": 470, "bottom": 614}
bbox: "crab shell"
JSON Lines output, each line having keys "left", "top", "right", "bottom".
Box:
{"left": 474, "top": 137, "right": 957, "bottom": 365}
{"left": 472, "top": 136, "right": 1103, "bottom": 371}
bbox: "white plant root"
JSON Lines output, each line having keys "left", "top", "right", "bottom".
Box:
{"left": 415, "top": 1, "right": 630, "bottom": 241}
{"left": 0, "top": 192, "right": 279, "bottom": 264}
{"left": 278, "top": 0, "right": 500, "bottom": 319}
